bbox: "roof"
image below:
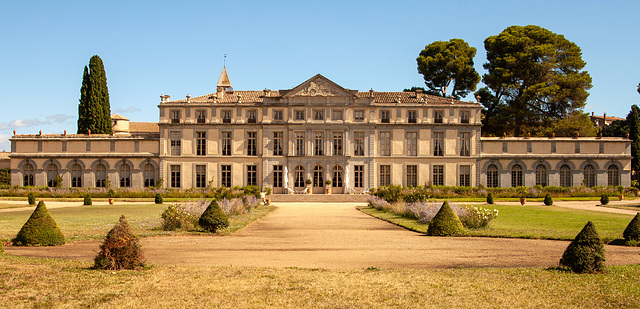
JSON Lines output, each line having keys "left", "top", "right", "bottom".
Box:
{"left": 0, "top": 151, "right": 9, "bottom": 159}
{"left": 111, "top": 113, "right": 129, "bottom": 121}
{"left": 217, "top": 66, "right": 231, "bottom": 88}
{"left": 129, "top": 122, "right": 159, "bottom": 133}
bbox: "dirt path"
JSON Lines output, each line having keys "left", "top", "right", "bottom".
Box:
{"left": 5, "top": 202, "right": 640, "bottom": 269}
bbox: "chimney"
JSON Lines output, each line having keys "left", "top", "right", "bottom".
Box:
{"left": 186, "top": 94, "right": 191, "bottom": 103}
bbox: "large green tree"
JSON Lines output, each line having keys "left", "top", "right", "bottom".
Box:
{"left": 627, "top": 105, "right": 640, "bottom": 181}
{"left": 416, "top": 39, "right": 480, "bottom": 99}
{"left": 77, "top": 55, "right": 112, "bottom": 134}
{"left": 479, "top": 25, "right": 592, "bottom": 137}
{"left": 535, "top": 111, "right": 597, "bottom": 137}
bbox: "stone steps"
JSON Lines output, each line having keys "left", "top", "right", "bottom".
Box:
{"left": 267, "top": 193, "right": 369, "bottom": 203}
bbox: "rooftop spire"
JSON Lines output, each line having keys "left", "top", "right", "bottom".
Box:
{"left": 217, "top": 66, "right": 231, "bottom": 88}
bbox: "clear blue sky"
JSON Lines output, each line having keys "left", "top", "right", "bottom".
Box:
{"left": 1, "top": 1, "right": 639, "bottom": 151}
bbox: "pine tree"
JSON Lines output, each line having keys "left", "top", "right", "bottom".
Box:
{"left": 77, "top": 55, "right": 112, "bottom": 134}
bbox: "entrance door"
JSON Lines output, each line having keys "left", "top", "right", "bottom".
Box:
{"left": 332, "top": 165, "right": 344, "bottom": 194}
{"left": 313, "top": 165, "right": 325, "bottom": 194}
{"left": 293, "top": 165, "right": 306, "bottom": 193}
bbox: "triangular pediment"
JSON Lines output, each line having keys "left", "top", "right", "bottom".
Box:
{"left": 283, "top": 74, "right": 357, "bottom": 97}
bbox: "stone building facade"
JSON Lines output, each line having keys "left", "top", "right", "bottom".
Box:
{"left": 9, "top": 68, "right": 632, "bottom": 191}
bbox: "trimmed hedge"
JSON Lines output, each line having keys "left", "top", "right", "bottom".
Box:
{"left": 94, "top": 215, "right": 145, "bottom": 270}
{"left": 623, "top": 212, "right": 640, "bottom": 242}
{"left": 544, "top": 194, "right": 553, "bottom": 206}
{"left": 427, "top": 202, "right": 464, "bottom": 236}
{"left": 199, "top": 200, "right": 229, "bottom": 233}
{"left": 12, "top": 201, "right": 66, "bottom": 246}
{"left": 559, "top": 221, "right": 605, "bottom": 273}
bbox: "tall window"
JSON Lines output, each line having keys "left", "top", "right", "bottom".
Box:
{"left": 406, "top": 132, "right": 417, "bottom": 156}
{"left": 23, "top": 162, "right": 34, "bottom": 187}
{"left": 332, "top": 165, "right": 343, "bottom": 188}
{"left": 333, "top": 131, "right": 343, "bottom": 156}
{"left": 170, "top": 131, "right": 181, "bottom": 156}
{"left": 355, "top": 165, "right": 364, "bottom": 188}
{"left": 354, "top": 132, "right": 364, "bottom": 156}
{"left": 313, "top": 109, "right": 324, "bottom": 121}
{"left": 71, "top": 163, "right": 82, "bottom": 188}
{"left": 408, "top": 110, "right": 417, "bottom": 123}
{"left": 460, "top": 111, "right": 470, "bottom": 123}
{"left": 313, "top": 165, "right": 324, "bottom": 188}
{"left": 273, "top": 132, "right": 283, "bottom": 156}
{"left": 195, "top": 165, "right": 206, "bottom": 188}
{"left": 170, "top": 165, "right": 180, "bottom": 188}
{"left": 247, "top": 132, "right": 257, "bottom": 156}
{"left": 247, "top": 110, "right": 257, "bottom": 123}
{"left": 46, "top": 163, "right": 58, "bottom": 187}
{"left": 608, "top": 165, "right": 620, "bottom": 186}
{"left": 432, "top": 165, "right": 443, "bottom": 186}
{"left": 433, "top": 132, "right": 444, "bottom": 156}
{"left": 294, "top": 110, "right": 305, "bottom": 120}
{"left": 273, "top": 110, "right": 283, "bottom": 121}
{"left": 460, "top": 132, "right": 470, "bottom": 156}
{"left": 584, "top": 165, "right": 596, "bottom": 187}
{"left": 379, "top": 165, "right": 391, "bottom": 187}
{"left": 221, "top": 165, "right": 231, "bottom": 187}
{"left": 407, "top": 165, "right": 418, "bottom": 187}
{"left": 222, "top": 131, "right": 232, "bottom": 156}
{"left": 380, "top": 132, "right": 390, "bottom": 156}
{"left": 295, "top": 132, "right": 305, "bottom": 156}
{"left": 294, "top": 165, "right": 305, "bottom": 188}
{"left": 380, "top": 110, "right": 390, "bottom": 123}
{"left": 247, "top": 165, "right": 257, "bottom": 186}
{"left": 196, "top": 131, "right": 206, "bottom": 156}
{"left": 511, "top": 164, "right": 523, "bottom": 187}
{"left": 560, "top": 165, "right": 572, "bottom": 187}
{"left": 120, "top": 164, "right": 131, "bottom": 188}
{"left": 314, "top": 132, "right": 324, "bottom": 156}
{"left": 95, "top": 163, "right": 106, "bottom": 188}
{"left": 354, "top": 110, "right": 364, "bottom": 121}
{"left": 273, "top": 165, "right": 283, "bottom": 188}
{"left": 487, "top": 164, "right": 499, "bottom": 188}
{"left": 170, "top": 110, "right": 181, "bottom": 123}
{"left": 196, "top": 110, "right": 207, "bottom": 124}
{"left": 434, "top": 110, "right": 443, "bottom": 123}
{"left": 535, "top": 165, "right": 548, "bottom": 187}
{"left": 144, "top": 163, "right": 155, "bottom": 187}
{"left": 222, "top": 110, "right": 232, "bottom": 123}
{"left": 331, "top": 109, "right": 343, "bottom": 121}
{"left": 459, "top": 165, "right": 470, "bottom": 187}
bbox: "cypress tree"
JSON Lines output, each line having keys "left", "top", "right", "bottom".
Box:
{"left": 627, "top": 105, "right": 640, "bottom": 181}
{"left": 77, "top": 55, "right": 112, "bottom": 134}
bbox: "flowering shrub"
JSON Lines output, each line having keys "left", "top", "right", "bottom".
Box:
{"left": 161, "top": 199, "right": 209, "bottom": 231}
{"left": 455, "top": 204, "right": 499, "bottom": 229}
{"left": 220, "top": 197, "right": 261, "bottom": 216}
{"left": 367, "top": 196, "right": 389, "bottom": 211}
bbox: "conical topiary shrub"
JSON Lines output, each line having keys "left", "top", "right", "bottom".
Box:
{"left": 559, "top": 221, "right": 605, "bottom": 273}
{"left": 155, "top": 193, "right": 163, "bottom": 204}
{"left": 623, "top": 212, "right": 640, "bottom": 243}
{"left": 427, "top": 201, "right": 464, "bottom": 236}
{"left": 94, "top": 215, "right": 145, "bottom": 270}
{"left": 600, "top": 195, "right": 609, "bottom": 205}
{"left": 486, "top": 193, "right": 494, "bottom": 205}
{"left": 83, "top": 195, "right": 92, "bottom": 206}
{"left": 27, "top": 193, "right": 36, "bottom": 205}
{"left": 199, "top": 200, "right": 229, "bottom": 233}
{"left": 12, "top": 201, "right": 66, "bottom": 246}
{"left": 544, "top": 194, "right": 553, "bottom": 206}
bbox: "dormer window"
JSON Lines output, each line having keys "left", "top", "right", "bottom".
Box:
{"left": 170, "top": 110, "right": 181, "bottom": 124}
{"left": 434, "top": 110, "right": 443, "bottom": 124}
{"left": 381, "top": 110, "right": 390, "bottom": 123}
{"left": 222, "top": 110, "right": 232, "bottom": 124}
{"left": 196, "top": 110, "right": 206, "bottom": 124}
{"left": 408, "top": 110, "right": 417, "bottom": 123}
{"left": 247, "top": 110, "right": 257, "bottom": 123}
{"left": 460, "top": 111, "right": 470, "bottom": 124}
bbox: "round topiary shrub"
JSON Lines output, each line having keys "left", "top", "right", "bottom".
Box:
{"left": 155, "top": 193, "right": 163, "bottom": 205}
{"left": 93, "top": 215, "right": 145, "bottom": 270}
{"left": 27, "top": 193, "right": 36, "bottom": 205}
{"left": 83, "top": 195, "right": 92, "bottom": 206}
{"left": 199, "top": 200, "right": 229, "bottom": 233}
{"left": 559, "top": 221, "right": 605, "bottom": 273}
{"left": 600, "top": 195, "right": 609, "bottom": 205}
{"left": 427, "top": 201, "right": 464, "bottom": 236}
{"left": 623, "top": 212, "right": 640, "bottom": 243}
{"left": 544, "top": 194, "right": 553, "bottom": 206}
{"left": 12, "top": 201, "right": 66, "bottom": 246}
{"left": 486, "top": 193, "right": 494, "bottom": 205}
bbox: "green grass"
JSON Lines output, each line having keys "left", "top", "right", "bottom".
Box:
{"left": 0, "top": 203, "right": 275, "bottom": 242}
{"left": 360, "top": 204, "right": 635, "bottom": 242}
{"left": 1, "top": 255, "right": 639, "bottom": 308}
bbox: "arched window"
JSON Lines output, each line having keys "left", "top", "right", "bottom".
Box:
{"left": 23, "top": 162, "right": 34, "bottom": 187}
{"left": 583, "top": 165, "right": 596, "bottom": 187}
{"left": 294, "top": 165, "right": 305, "bottom": 188}
{"left": 332, "top": 165, "right": 343, "bottom": 188}
{"left": 144, "top": 163, "right": 155, "bottom": 187}
{"left": 487, "top": 164, "right": 499, "bottom": 188}
{"left": 608, "top": 165, "right": 620, "bottom": 187}
{"left": 313, "top": 165, "right": 324, "bottom": 188}
{"left": 511, "top": 164, "right": 523, "bottom": 187}
{"left": 71, "top": 163, "right": 82, "bottom": 188}
{"left": 119, "top": 164, "right": 131, "bottom": 188}
{"left": 560, "top": 165, "right": 572, "bottom": 187}
{"left": 95, "top": 163, "right": 107, "bottom": 188}
{"left": 47, "top": 163, "right": 59, "bottom": 187}
{"left": 535, "top": 165, "right": 547, "bottom": 187}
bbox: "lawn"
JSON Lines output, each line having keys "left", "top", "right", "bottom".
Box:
{"left": 0, "top": 202, "right": 275, "bottom": 242}
{"left": 0, "top": 255, "right": 638, "bottom": 308}
{"left": 359, "top": 204, "right": 635, "bottom": 242}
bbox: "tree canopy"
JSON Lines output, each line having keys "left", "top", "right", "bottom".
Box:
{"left": 77, "top": 55, "right": 112, "bottom": 134}
{"left": 416, "top": 39, "right": 480, "bottom": 99}
{"left": 535, "top": 111, "right": 596, "bottom": 137}
{"left": 479, "top": 25, "right": 592, "bottom": 137}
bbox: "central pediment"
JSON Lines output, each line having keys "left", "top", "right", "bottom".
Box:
{"left": 282, "top": 74, "right": 358, "bottom": 98}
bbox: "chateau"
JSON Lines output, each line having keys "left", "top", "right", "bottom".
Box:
{"left": 9, "top": 68, "right": 632, "bottom": 192}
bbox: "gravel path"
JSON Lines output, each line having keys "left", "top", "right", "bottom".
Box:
{"left": 5, "top": 202, "right": 640, "bottom": 269}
